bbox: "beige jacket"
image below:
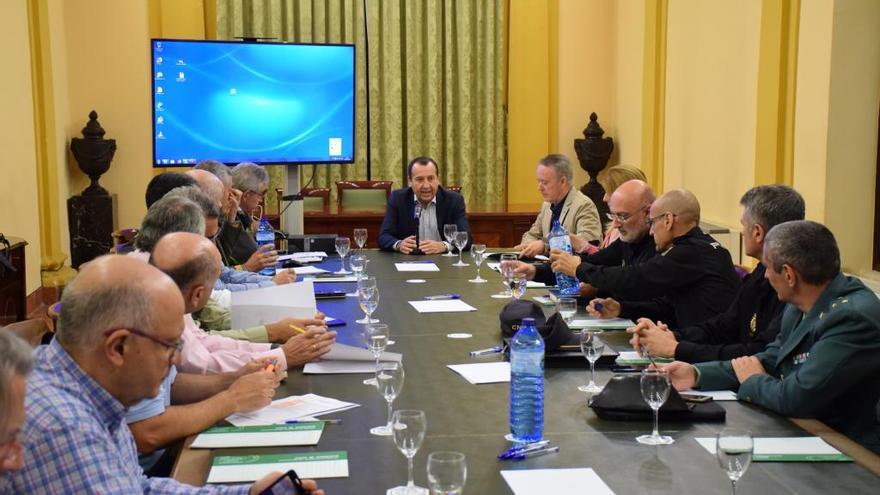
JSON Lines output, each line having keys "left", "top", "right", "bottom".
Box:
{"left": 521, "top": 188, "right": 602, "bottom": 249}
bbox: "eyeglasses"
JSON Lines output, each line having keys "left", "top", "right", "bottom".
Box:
{"left": 246, "top": 189, "right": 268, "bottom": 199}
{"left": 103, "top": 328, "right": 183, "bottom": 362}
{"left": 606, "top": 205, "right": 649, "bottom": 223}
{"left": 647, "top": 212, "right": 676, "bottom": 227}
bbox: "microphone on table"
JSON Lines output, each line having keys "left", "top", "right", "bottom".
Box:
{"left": 412, "top": 201, "right": 423, "bottom": 255}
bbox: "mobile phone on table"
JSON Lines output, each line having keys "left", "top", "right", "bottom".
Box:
{"left": 259, "top": 469, "right": 307, "bottom": 495}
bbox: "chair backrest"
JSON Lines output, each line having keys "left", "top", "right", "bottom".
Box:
{"left": 336, "top": 181, "right": 393, "bottom": 212}
{"left": 446, "top": 185, "right": 462, "bottom": 195}
{"left": 111, "top": 228, "right": 138, "bottom": 254}
{"left": 302, "top": 188, "right": 331, "bottom": 213}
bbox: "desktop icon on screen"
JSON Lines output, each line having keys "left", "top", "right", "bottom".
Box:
{"left": 156, "top": 72, "right": 164, "bottom": 80}
{"left": 156, "top": 116, "right": 164, "bottom": 125}
{"left": 157, "top": 131, "right": 165, "bottom": 139}
{"left": 329, "top": 138, "right": 342, "bottom": 157}
{"left": 176, "top": 72, "right": 185, "bottom": 82}
{"left": 156, "top": 57, "right": 163, "bottom": 65}
{"left": 156, "top": 102, "right": 164, "bottom": 111}
{"left": 156, "top": 86, "right": 164, "bottom": 95}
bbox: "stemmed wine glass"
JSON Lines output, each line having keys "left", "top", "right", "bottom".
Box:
{"left": 353, "top": 228, "right": 368, "bottom": 250}
{"left": 371, "top": 363, "right": 405, "bottom": 437}
{"left": 494, "top": 254, "right": 518, "bottom": 297}
{"left": 716, "top": 429, "right": 753, "bottom": 495}
{"left": 357, "top": 277, "right": 380, "bottom": 324}
{"left": 452, "top": 231, "right": 469, "bottom": 267}
{"left": 578, "top": 330, "right": 605, "bottom": 393}
{"left": 510, "top": 273, "right": 527, "bottom": 300}
{"left": 427, "top": 451, "right": 466, "bottom": 495}
{"left": 636, "top": 368, "right": 674, "bottom": 445}
{"left": 362, "top": 323, "right": 389, "bottom": 386}
{"left": 556, "top": 297, "right": 577, "bottom": 325}
{"left": 468, "top": 244, "right": 487, "bottom": 283}
{"left": 442, "top": 224, "right": 458, "bottom": 257}
{"left": 389, "top": 409, "right": 428, "bottom": 495}
{"left": 350, "top": 253, "right": 367, "bottom": 281}
{"left": 334, "top": 236, "right": 351, "bottom": 274}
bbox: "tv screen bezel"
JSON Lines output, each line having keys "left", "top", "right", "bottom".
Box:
{"left": 150, "top": 38, "right": 356, "bottom": 167}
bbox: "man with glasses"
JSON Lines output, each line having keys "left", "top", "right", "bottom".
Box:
{"left": 0, "top": 255, "right": 296, "bottom": 493}
{"left": 0, "top": 330, "right": 31, "bottom": 473}
{"left": 514, "top": 154, "right": 601, "bottom": 258}
{"left": 554, "top": 188, "right": 741, "bottom": 329}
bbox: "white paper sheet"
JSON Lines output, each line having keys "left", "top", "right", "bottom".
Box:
{"left": 533, "top": 254, "right": 550, "bottom": 261}
{"left": 322, "top": 343, "right": 402, "bottom": 362}
{"left": 307, "top": 275, "right": 359, "bottom": 283}
{"left": 208, "top": 451, "right": 348, "bottom": 483}
{"left": 226, "top": 394, "right": 359, "bottom": 427}
{"left": 447, "top": 362, "right": 510, "bottom": 384}
{"left": 303, "top": 361, "right": 379, "bottom": 374}
{"left": 395, "top": 262, "right": 440, "bottom": 272}
{"left": 277, "top": 252, "right": 328, "bottom": 262}
{"left": 681, "top": 389, "right": 738, "bottom": 401}
{"left": 487, "top": 262, "right": 501, "bottom": 272}
{"left": 501, "top": 468, "right": 615, "bottom": 495}
{"left": 569, "top": 317, "right": 635, "bottom": 330}
{"left": 293, "top": 265, "right": 329, "bottom": 275}
{"left": 526, "top": 281, "right": 555, "bottom": 288}
{"left": 192, "top": 423, "right": 324, "bottom": 448}
{"left": 532, "top": 295, "right": 555, "bottom": 306}
{"left": 694, "top": 437, "right": 849, "bottom": 461}
{"left": 408, "top": 299, "right": 477, "bottom": 313}
{"left": 230, "top": 281, "right": 317, "bottom": 329}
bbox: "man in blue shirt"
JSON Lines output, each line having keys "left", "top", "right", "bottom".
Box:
{"left": 0, "top": 255, "right": 322, "bottom": 494}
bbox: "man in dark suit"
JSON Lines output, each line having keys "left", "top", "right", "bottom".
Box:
{"left": 378, "top": 156, "right": 471, "bottom": 254}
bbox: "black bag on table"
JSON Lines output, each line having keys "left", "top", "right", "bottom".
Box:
{"left": 588, "top": 374, "right": 726, "bottom": 422}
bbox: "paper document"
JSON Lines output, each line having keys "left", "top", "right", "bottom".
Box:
{"left": 230, "top": 281, "right": 316, "bottom": 329}
{"left": 278, "top": 252, "right": 328, "bottom": 262}
{"left": 294, "top": 266, "right": 329, "bottom": 275}
{"left": 226, "top": 394, "right": 359, "bottom": 427}
{"left": 533, "top": 254, "right": 550, "bottom": 261}
{"left": 192, "top": 423, "right": 324, "bottom": 449}
{"left": 532, "top": 295, "right": 555, "bottom": 306}
{"left": 447, "top": 362, "right": 510, "bottom": 384}
{"left": 501, "top": 468, "right": 615, "bottom": 495}
{"left": 614, "top": 351, "right": 673, "bottom": 366}
{"left": 409, "top": 299, "right": 477, "bottom": 313}
{"left": 208, "top": 451, "right": 348, "bottom": 483}
{"left": 304, "top": 343, "right": 401, "bottom": 374}
{"left": 322, "top": 343, "right": 401, "bottom": 362}
{"left": 306, "top": 275, "right": 358, "bottom": 283}
{"left": 694, "top": 437, "right": 851, "bottom": 462}
{"left": 304, "top": 361, "right": 379, "bottom": 374}
{"left": 526, "top": 281, "right": 555, "bottom": 288}
{"left": 395, "top": 262, "right": 440, "bottom": 272}
{"left": 682, "top": 389, "right": 738, "bottom": 401}
{"left": 487, "top": 262, "right": 500, "bottom": 272}
{"left": 569, "top": 317, "right": 635, "bottom": 330}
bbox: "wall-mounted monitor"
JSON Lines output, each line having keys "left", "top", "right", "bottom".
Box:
{"left": 151, "top": 39, "right": 355, "bottom": 167}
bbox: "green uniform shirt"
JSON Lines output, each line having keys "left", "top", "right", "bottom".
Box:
{"left": 195, "top": 298, "right": 270, "bottom": 343}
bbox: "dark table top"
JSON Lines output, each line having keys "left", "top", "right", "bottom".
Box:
{"left": 173, "top": 251, "right": 879, "bottom": 493}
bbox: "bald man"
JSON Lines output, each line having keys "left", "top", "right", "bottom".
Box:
{"left": 150, "top": 233, "right": 335, "bottom": 374}
{"left": 553, "top": 188, "right": 741, "bottom": 329}
{"left": 0, "top": 255, "right": 303, "bottom": 493}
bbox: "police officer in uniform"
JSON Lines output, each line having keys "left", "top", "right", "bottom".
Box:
{"left": 665, "top": 220, "right": 880, "bottom": 454}
{"left": 629, "top": 185, "right": 805, "bottom": 363}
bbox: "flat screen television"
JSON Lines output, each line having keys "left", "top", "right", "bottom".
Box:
{"left": 150, "top": 39, "right": 355, "bottom": 167}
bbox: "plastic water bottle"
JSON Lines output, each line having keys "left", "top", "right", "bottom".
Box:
{"left": 509, "top": 317, "right": 544, "bottom": 443}
{"left": 547, "top": 220, "right": 579, "bottom": 295}
{"left": 255, "top": 217, "right": 276, "bottom": 276}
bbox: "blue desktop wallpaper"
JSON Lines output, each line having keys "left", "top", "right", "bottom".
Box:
{"left": 151, "top": 40, "right": 355, "bottom": 166}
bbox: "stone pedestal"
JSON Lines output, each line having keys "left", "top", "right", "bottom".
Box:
{"left": 67, "top": 194, "right": 114, "bottom": 269}
{"left": 574, "top": 113, "right": 614, "bottom": 226}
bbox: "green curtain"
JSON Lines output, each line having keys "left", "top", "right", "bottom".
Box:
{"left": 215, "top": 0, "right": 507, "bottom": 209}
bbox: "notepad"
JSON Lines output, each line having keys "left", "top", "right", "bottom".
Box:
{"left": 408, "top": 299, "right": 477, "bottom": 313}
{"left": 501, "top": 468, "right": 615, "bottom": 495}
{"left": 230, "top": 281, "right": 317, "bottom": 329}
{"left": 192, "top": 423, "right": 324, "bottom": 449}
{"left": 307, "top": 275, "right": 359, "bottom": 283}
{"left": 569, "top": 317, "right": 635, "bottom": 330}
{"left": 303, "top": 343, "right": 402, "bottom": 374}
{"left": 395, "top": 262, "right": 440, "bottom": 272}
{"left": 694, "top": 437, "right": 851, "bottom": 462}
{"left": 614, "top": 351, "right": 673, "bottom": 366}
{"left": 447, "top": 362, "right": 510, "bottom": 384}
{"left": 293, "top": 265, "right": 329, "bottom": 275}
{"left": 226, "top": 394, "right": 359, "bottom": 427}
{"left": 208, "top": 451, "right": 349, "bottom": 483}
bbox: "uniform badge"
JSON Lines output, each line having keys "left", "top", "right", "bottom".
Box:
{"left": 749, "top": 313, "right": 757, "bottom": 336}
{"left": 793, "top": 352, "right": 810, "bottom": 365}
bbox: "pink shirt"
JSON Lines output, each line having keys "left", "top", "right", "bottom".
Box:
{"left": 178, "top": 314, "right": 287, "bottom": 374}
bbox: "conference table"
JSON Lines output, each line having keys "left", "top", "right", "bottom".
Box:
{"left": 172, "top": 251, "right": 879, "bottom": 493}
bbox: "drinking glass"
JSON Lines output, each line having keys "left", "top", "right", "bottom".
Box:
{"left": 469, "top": 244, "right": 487, "bottom": 283}
{"left": 495, "top": 254, "right": 518, "bottom": 297}
{"left": 556, "top": 297, "right": 577, "bottom": 325}
{"left": 636, "top": 368, "right": 674, "bottom": 445}
{"left": 578, "top": 330, "right": 605, "bottom": 393}
{"left": 334, "top": 236, "right": 351, "bottom": 274}
{"left": 442, "top": 224, "right": 458, "bottom": 257}
{"left": 388, "top": 409, "right": 428, "bottom": 495}
{"left": 353, "top": 228, "right": 368, "bottom": 250}
{"left": 371, "top": 363, "right": 405, "bottom": 437}
{"left": 510, "top": 273, "right": 528, "bottom": 300}
{"left": 356, "top": 277, "right": 380, "bottom": 324}
{"left": 427, "top": 451, "right": 466, "bottom": 495}
{"left": 362, "top": 323, "right": 389, "bottom": 386}
{"left": 716, "top": 429, "right": 753, "bottom": 495}
{"left": 350, "top": 253, "right": 367, "bottom": 280}
{"left": 452, "top": 231, "right": 469, "bottom": 267}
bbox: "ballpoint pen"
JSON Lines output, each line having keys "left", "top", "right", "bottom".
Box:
{"left": 285, "top": 419, "right": 342, "bottom": 424}
{"left": 497, "top": 440, "right": 551, "bottom": 459}
{"left": 510, "top": 445, "right": 560, "bottom": 460}
{"left": 425, "top": 294, "right": 460, "bottom": 300}
{"left": 469, "top": 345, "right": 503, "bottom": 357}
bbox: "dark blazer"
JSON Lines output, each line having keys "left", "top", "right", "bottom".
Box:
{"left": 378, "top": 187, "right": 472, "bottom": 252}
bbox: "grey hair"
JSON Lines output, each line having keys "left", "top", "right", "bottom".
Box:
{"left": 764, "top": 220, "right": 840, "bottom": 285}
{"left": 135, "top": 195, "right": 205, "bottom": 253}
{"left": 166, "top": 185, "right": 220, "bottom": 219}
{"left": 56, "top": 277, "right": 157, "bottom": 349}
{"left": 150, "top": 247, "right": 217, "bottom": 291}
{"left": 231, "top": 162, "right": 269, "bottom": 193}
{"left": 538, "top": 154, "right": 573, "bottom": 183}
{"left": 0, "top": 330, "right": 32, "bottom": 432}
{"left": 740, "top": 185, "right": 805, "bottom": 231}
{"left": 194, "top": 159, "right": 232, "bottom": 187}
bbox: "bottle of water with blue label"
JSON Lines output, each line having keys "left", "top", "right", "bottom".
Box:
{"left": 255, "top": 217, "right": 276, "bottom": 276}
{"left": 547, "top": 220, "right": 579, "bottom": 295}
{"left": 509, "top": 317, "right": 544, "bottom": 443}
